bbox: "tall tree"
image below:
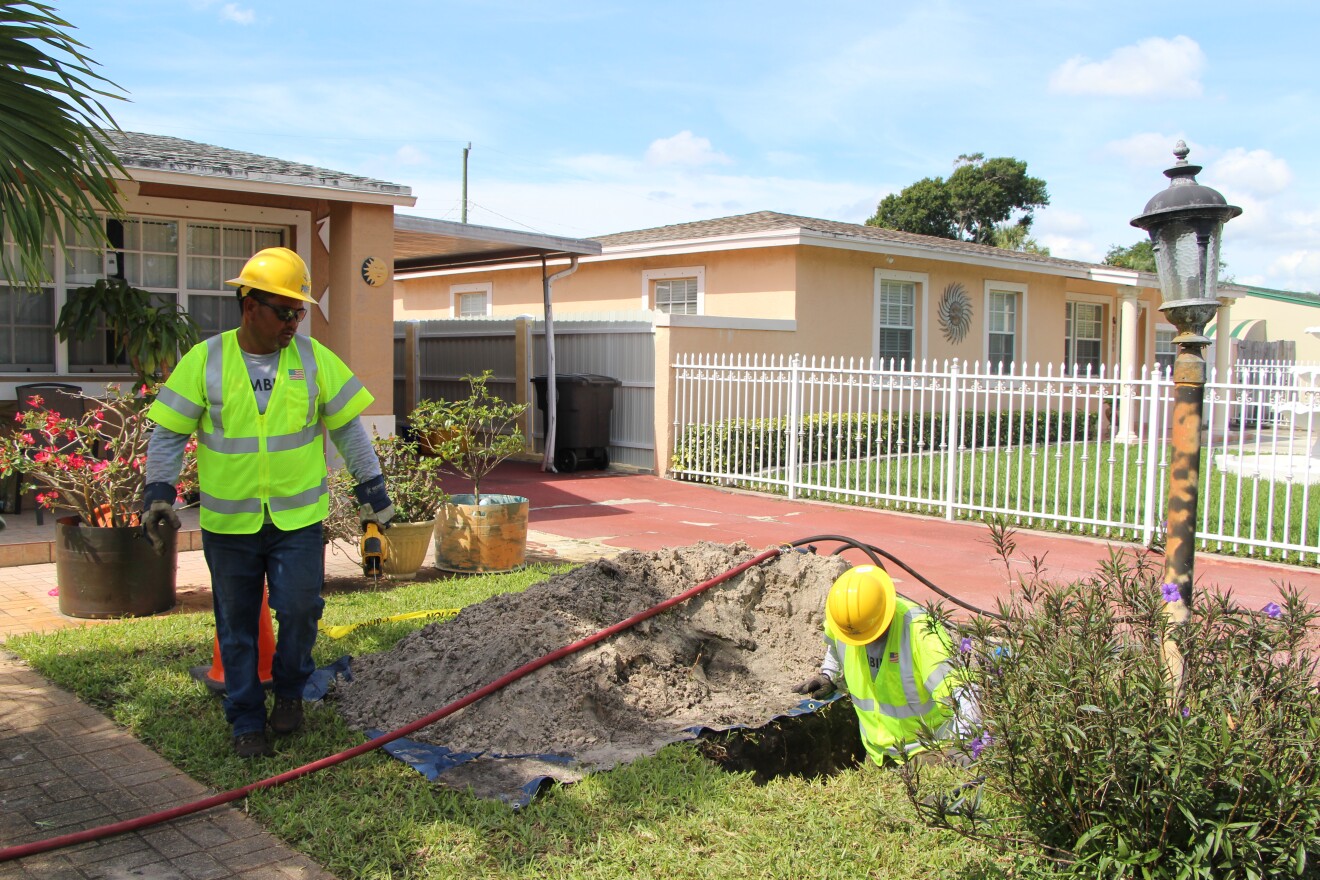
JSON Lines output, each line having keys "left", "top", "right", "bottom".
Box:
{"left": 1104, "top": 240, "right": 1156, "bottom": 273}
{"left": 0, "top": 1, "right": 125, "bottom": 289}
{"left": 868, "top": 153, "right": 1049, "bottom": 246}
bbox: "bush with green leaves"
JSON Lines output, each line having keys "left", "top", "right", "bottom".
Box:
{"left": 408, "top": 370, "right": 527, "bottom": 502}
{"left": 672, "top": 409, "right": 1101, "bottom": 476}
{"left": 904, "top": 531, "right": 1320, "bottom": 878}
{"left": 324, "top": 433, "right": 447, "bottom": 552}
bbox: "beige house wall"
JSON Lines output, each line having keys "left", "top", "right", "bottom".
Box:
{"left": 395, "top": 247, "right": 798, "bottom": 321}
{"left": 1223, "top": 293, "right": 1320, "bottom": 362}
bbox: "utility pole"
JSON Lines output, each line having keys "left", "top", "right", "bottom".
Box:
{"left": 461, "top": 142, "right": 471, "bottom": 224}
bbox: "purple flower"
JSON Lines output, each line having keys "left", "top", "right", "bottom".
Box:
{"left": 969, "top": 732, "right": 990, "bottom": 758}
{"left": 1181, "top": 706, "right": 1190, "bottom": 718}
{"left": 1263, "top": 602, "right": 1282, "bottom": 619}
{"left": 1161, "top": 582, "right": 1181, "bottom": 603}
{"left": 959, "top": 636, "right": 973, "bottom": 654}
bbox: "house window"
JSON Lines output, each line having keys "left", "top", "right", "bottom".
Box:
{"left": 458, "top": 291, "right": 488, "bottom": 317}
{"left": 876, "top": 278, "right": 915, "bottom": 366}
{"left": 986, "top": 286, "right": 1022, "bottom": 373}
{"left": 187, "top": 223, "right": 283, "bottom": 339}
{"left": 0, "top": 218, "right": 55, "bottom": 369}
{"left": 655, "top": 278, "right": 698, "bottom": 315}
{"left": 642, "top": 266, "right": 705, "bottom": 315}
{"left": 450, "top": 283, "right": 491, "bottom": 317}
{"left": 1065, "top": 301, "right": 1104, "bottom": 376}
{"left": 1155, "top": 327, "right": 1177, "bottom": 374}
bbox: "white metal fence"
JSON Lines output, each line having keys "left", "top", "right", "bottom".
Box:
{"left": 671, "top": 354, "right": 1320, "bottom": 565}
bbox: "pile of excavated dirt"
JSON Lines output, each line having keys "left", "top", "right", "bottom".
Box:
{"left": 336, "top": 542, "right": 848, "bottom": 787}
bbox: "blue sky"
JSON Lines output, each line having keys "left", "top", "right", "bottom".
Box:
{"left": 67, "top": 1, "right": 1319, "bottom": 291}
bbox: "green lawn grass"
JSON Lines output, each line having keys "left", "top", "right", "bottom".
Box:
{"left": 5, "top": 567, "right": 1009, "bottom": 879}
{"left": 721, "top": 442, "right": 1320, "bottom": 565}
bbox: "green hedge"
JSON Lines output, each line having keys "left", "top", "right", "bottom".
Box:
{"left": 672, "top": 410, "right": 1102, "bottom": 474}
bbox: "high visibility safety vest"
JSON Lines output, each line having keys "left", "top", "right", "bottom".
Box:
{"left": 825, "top": 596, "right": 957, "bottom": 764}
{"left": 148, "top": 330, "right": 373, "bottom": 534}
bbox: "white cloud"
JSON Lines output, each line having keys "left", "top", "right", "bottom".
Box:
{"left": 644, "top": 131, "right": 731, "bottom": 168}
{"left": 394, "top": 145, "right": 429, "bottom": 166}
{"left": 1049, "top": 36, "right": 1205, "bottom": 98}
{"left": 1104, "top": 132, "right": 1191, "bottom": 168}
{"left": 1267, "top": 251, "right": 1320, "bottom": 294}
{"left": 220, "top": 4, "right": 255, "bottom": 25}
{"left": 1209, "top": 148, "right": 1293, "bottom": 200}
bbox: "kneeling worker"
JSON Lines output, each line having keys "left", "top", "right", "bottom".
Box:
{"left": 793, "top": 565, "right": 968, "bottom": 765}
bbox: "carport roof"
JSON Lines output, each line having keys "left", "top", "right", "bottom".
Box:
{"left": 393, "top": 214, "right": 602, "bottom": 272}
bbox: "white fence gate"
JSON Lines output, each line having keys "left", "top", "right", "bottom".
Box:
{"left": 671, "top": 354, "right": 1320, "bottom": 565}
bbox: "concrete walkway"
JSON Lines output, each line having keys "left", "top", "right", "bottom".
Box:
{"left": 1, "top": 461, "right": 1317, "bottom": 878}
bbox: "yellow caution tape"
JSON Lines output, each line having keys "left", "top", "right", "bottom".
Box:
{"left": 319, "top": 608, "right": 461, "bottom": 639}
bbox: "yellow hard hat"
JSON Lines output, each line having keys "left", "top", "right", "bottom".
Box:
{"left": 225, "top": 247, "right": 315, "bottom": 304}
{"left": 826, "top": 565, "right": 896, "bottom": 646}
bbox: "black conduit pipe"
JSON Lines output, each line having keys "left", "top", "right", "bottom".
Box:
{"left": 0, "top": 547, "right": 785, "bottom": 864}
{"left": 787, "top": 535, "right": 1005, "bottom": 620}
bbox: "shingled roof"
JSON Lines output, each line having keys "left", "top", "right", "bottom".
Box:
{"left": 593, "top": 210, "right": 1100, "bottom": 273}
{"left": 107, "top": 131, "right": 411, "bottom": 199}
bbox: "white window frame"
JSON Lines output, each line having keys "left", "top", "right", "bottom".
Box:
{"left": 872, "top": 269, "right": 928, "bottom": 367}
{"left": 449, "top": 282, "right": 492, "bottom": 317}
{"left": 983, "top": 281, "right": 1028, "bottom": 372}
{"left": 1064, "top": 294, "right": 1108, "bottom": 376}
{"left": 642, "top": 266, "right": 704, "bottom": 315}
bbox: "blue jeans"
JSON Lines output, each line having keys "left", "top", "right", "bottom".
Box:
{"left": 203, "top": 522, "right": 325, "bottom": 737}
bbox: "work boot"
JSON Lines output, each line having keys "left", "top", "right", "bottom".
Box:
{"left": 269, "top": 695, "right": 304, "bottom": 735}
{"left": 233, "top": 730, "right": 273, "bottom": 759}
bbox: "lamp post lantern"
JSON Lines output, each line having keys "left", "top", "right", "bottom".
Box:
{"left": 1131, "top": 140, "right": 1240, "bottom": 624}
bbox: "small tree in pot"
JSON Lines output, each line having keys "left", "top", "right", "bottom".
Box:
{"left": 409, "top": 371, "right": 530, "bottom": 573}
{"left": 325, "top": 434, "right": 448, "bottom": 580}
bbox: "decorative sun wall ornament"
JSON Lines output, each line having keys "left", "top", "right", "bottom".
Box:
{"left": 360, "top": 256, "right": 388, "bottom": 287}
{"left": 938, "top": 282, "right": 972, "bottom": 344}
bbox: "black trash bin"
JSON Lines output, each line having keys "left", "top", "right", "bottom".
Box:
{"left": 532, "top": 373, "right": 620, "bottom": 472}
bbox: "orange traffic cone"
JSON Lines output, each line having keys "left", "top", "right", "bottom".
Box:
{"left": 189, "top": 586, "right": 276, "bottom": 694}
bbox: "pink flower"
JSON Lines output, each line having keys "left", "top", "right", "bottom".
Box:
{"left": 33, "top": 451, "right": 51, "bottom": 464}
{"left": 13, "top": 412, "right": 22, "bottom": 422}
{"left": 90, "top": 461, "right": 108, "bottom": 473}
{"left": 25, "top": 395, "right": 42, "bottom": 407}
{"left": 19, "top": 433, "right": 33, "bottom": 445}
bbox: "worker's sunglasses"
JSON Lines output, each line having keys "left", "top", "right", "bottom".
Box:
{"left": 249, "top": 294, "right": 307, "bottom": 324}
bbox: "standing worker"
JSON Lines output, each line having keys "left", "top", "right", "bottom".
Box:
{"left": 141, "top": 247, "right": 394, "bottom": 758}
{"left": 793, "top": 565, "right": 972, "bottom": 765}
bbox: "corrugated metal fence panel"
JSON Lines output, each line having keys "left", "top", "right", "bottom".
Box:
{"left": 532, "top": 320, "right": 656, "bottom": 471}
{"left": 416, "top": 318, "right": 519, "bottom": 408}
{"left": 394, "top": 316, "right": 657, "bottom": 471}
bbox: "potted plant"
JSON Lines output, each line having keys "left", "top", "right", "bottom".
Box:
{"left": 0, "top": 385, "right": 195, "bottom": 618}
{"left": 324, "top": 434, "right": 448, "bottom": 580}
{"left": 54, "top": 277, "right": 201, "bottom": 386}
{"left": 410, "top": 371, "right": 530, "bottom": 573}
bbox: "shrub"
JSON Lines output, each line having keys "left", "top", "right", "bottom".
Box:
{"left": 904, "top": 532, "right": 1320, "bottom": 878}
{"left": 672, "top": 409, "right": 1101, "bottom": 476}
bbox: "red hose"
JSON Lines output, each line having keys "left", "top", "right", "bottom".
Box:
{"left": 0, "top": 547, "right": 783, "bottom": 863}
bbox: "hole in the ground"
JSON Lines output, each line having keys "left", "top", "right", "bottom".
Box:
{"left": 694, "top": 699, "right": 865, "bottom": 784}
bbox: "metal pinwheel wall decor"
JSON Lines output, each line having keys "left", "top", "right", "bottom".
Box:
{"left": 938, "top": 282, "right": 972, "bottom": 344}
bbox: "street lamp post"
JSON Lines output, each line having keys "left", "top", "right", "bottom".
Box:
{"left": 1131, "top": 141, "right": 1240, "bottom": 656}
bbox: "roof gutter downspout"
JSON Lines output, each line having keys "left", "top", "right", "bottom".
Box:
{"left": 540, "top": 254, "right": 580, "bottom": 472}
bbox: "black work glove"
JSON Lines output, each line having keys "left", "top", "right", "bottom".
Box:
{"left": 791, "top": 673, "right": 835, "bottom": 699}
{"left": 353, "top": 474, "right": 395, "bottom": 530}
{"left": 140, "top": 481, "right": 181, "bottom": 556}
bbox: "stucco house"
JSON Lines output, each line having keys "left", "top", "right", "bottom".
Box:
{"left": 394, "top": 210, "right": 1205, "bottom": 383}
{"left": 1, "top": 132, "right": 412, "bottom": 437}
